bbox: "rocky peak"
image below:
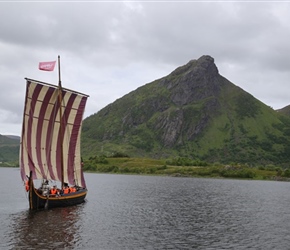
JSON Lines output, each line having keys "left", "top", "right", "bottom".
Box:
{"left": 170, "top": 55, "right": 218, "bottom": 78}
{"left": 159, "top": 55, "right": 222, "bottom": 106}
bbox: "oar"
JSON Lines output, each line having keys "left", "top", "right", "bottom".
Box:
{"left": 44, "top": 195, "right": 49, "bottom": 209}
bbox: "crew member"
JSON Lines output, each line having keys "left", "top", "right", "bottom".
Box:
{"left": 63, "top": 183, "right": 70, "bottom": 194}
{"left": 69, "top": 186, "right": 76, "bottom": 193}
{"left": 50, "top": 185, "right": 58, "bottom": 196}
{"left": 25, "top": 180, "right": 29, "bottom": 192}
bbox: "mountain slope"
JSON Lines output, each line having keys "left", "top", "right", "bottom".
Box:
{"left": 82, "top": 56, "right": 290, "bottom": 166}
{"left": 277, "top": 105, "right": 290, "bottom": 116}
{"left": 0, "top": 134, "right": 19, "bottom": 163}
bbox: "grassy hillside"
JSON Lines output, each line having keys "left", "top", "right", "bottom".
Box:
{"left": 192, "top": 77, "right": 290, "bottom": 165}
{"left": 0, "top": 135, "right": 19, "bottom": 165}
{"left": 82, "top": 156, "right": 289, "bottom": 181}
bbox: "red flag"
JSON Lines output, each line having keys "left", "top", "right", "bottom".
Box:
{"left": 39, "top": 61, "right": 56, "bottom": 71}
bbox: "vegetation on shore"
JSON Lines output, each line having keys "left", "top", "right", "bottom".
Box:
{"left": 83, "top": 153, "right": 290, "bottom": 181}
{"left": 0, "top": 161, "right": 18, "bottom": 168}
{"left": 2, "top": 153, "right": 289, "bottom": 182}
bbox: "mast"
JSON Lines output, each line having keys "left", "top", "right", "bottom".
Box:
{"left": 57, "top": 55, "right": 65, "bottom": 189}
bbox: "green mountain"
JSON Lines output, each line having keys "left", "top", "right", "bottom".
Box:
{"left": 82, "top": 55, "right": 290, "bottom": 166}
{"left": 277, "top": 105, "right": 290, "bottom": 116}
{"left": 0, "top": 134, "right": 19, "bottom": 164}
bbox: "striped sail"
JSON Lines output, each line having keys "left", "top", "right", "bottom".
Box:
{"left": 20, "top": 79, "right": 88, "bottom": 188}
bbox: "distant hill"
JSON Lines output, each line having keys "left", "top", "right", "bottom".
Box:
{"left": 277, "top": 105, "right": 290, "bottom": 116}
{"left": 4, "top": 135, "right": 20, "bottom": 141}
{"left": 81, "top": 55, "right": 290, "bottom": 166}
{"left": 0, "top": 134, "right": 19, "bottom": 164}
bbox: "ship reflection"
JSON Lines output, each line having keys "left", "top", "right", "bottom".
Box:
{"left": 10, "top": 204, "right": 85, "bottom": 249}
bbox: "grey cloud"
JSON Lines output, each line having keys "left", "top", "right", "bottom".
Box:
{"left": 0, "top": 2, "right": 289, "bottom": 135}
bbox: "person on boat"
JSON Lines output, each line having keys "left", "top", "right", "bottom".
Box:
{"left": 42, "top": 180, "right": 50, "bottom": 196}
{"left": 69, "top": 186, "right": 76, "bottom": 193}
{"left": 62, "top": 183, "right": 70, "bottom": 194}
{"left": 25, "top": 180, "right": 29, "bottom": 192}
{"left": 50, "top": 185, "right": 58, "bottom": 196}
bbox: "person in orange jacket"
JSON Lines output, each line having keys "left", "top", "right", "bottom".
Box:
{"left": 50, "top": 185, "right": 58, "bottom": 196}
{"left": 25, "top": 180, "right": 29, "bottom": 192}
{"left": 62, "top": 183, "right": 70, "bottom": 194}
{"left": 69, "top": 186, "right": 76, "bottom": 193}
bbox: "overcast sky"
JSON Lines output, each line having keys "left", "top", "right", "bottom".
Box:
{"left": 0, "top": 1, "right": 289, "bottom": 135}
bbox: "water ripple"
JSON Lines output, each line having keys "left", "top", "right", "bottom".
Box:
{"left": 2, "top": 170, "right": 290, "bottom": 249}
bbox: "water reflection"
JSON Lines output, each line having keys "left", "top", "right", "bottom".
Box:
{"left": 8, "top": 205, "right": 85, "bottom": 249}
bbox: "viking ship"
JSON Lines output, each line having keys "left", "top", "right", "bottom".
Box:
{"left": 20, "top": 56, "right": 89, "bottom": 210}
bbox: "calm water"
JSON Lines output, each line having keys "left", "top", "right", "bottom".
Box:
{"left": 1, "top": 167, "right": 290, "bottom": 249}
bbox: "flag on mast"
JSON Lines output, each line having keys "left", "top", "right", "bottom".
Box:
{"left": 39, "top": 61, "right": 56, "bottom": 71}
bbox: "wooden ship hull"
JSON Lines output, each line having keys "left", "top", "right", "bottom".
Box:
{"left": 27, "top": 173, "right": 87, "bottom": 210}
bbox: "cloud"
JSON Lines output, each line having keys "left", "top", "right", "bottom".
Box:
{"left": 0, "top": 1, "right": 289, "bottom": 135}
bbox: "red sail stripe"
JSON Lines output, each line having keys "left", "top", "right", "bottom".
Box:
{"left": 73, "top": 96, "right": 87, "bottom": 187}
{"left": 47, "top": 89, "right": 62, "bottom": 181}
{"left": 20, "top": 82, "right": 31, "bottom": 181}
{"left": 62, "top": 92, "right": 77, "bottom": 185}
{"left": 35, "top": 85, "right": 55, "bottom": 180}
{"left": 26, "top": 82, "right": 43, "bottom": 180}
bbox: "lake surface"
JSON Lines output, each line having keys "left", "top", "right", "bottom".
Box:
{"left": 1, "top": 167, "right": 290, "bottom": 249}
